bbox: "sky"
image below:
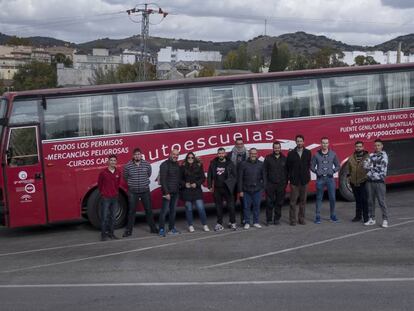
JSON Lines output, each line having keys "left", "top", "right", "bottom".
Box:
{"left": 0, "top": 0, "right": 414, "bottom": 46}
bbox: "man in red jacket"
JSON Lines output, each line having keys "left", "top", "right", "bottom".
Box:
{"left": 97, "top": 154, "right": 121, "bottom": 241}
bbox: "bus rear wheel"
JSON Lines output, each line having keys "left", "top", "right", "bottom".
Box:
{"left": 339, "top": 166, "right": 355, "bottom": 202}
{"left": 86, "top": 189, "right": 128, "bottom": 230}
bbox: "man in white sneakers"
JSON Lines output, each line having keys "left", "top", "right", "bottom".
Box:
{"left": 364, "top": 139, "right": 389, "bottom": 228}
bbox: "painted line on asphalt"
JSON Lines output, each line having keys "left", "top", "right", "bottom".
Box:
{"left": 0, "top": 230, "right": 247, "bottom": 274}
{"left": 1, "top": 277, "right": 414, "bottom": 288}
{"left": 202, "top": 219, "right": 414, "bottom": 269}
{"left": 0, "top": 235, "right": 157, "bottom": 257}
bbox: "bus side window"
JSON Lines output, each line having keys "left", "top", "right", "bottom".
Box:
{"left": 7, "top": 127, "right": 38, "bottom": 166}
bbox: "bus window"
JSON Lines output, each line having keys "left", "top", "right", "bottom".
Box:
{"left": 384, "top": 72, "right": 411, "bottom": 109}
{"left": 9, "top": 100, "right": 40, "bottom": 124}
{"left": 117, "top": 89, "right": 187, "bottom": 132}
{"left": 44, "top": 95, "right": 115, "bottom": 139}
{"left": 188, "top": 84, "right": 255, "bottom": 126}
{"left": 322, "top": 74, "right": 384, "bottom": 114}
{"left": 267, "top": 79, "right": 321, "bottom": 119}
{"left": 411, "top": 72, "right": 414, "bottom": 107}
{"left": 7, "top": 127, "right": 38, "bottom": 166}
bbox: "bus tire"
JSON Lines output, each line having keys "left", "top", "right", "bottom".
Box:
{"left": 86, "top": 189, "right": 128, "bottom": 230}
{"left": 338, "top": 166, "right": 355, "bottom": 202}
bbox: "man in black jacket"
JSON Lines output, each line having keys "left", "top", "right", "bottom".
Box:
{"left": 158, "top": 148, "right": 181, "bottom": 237}
{"left": 238, "top": 148, "right": 264, "bottom": 229}
{"left": 287, "top": 135, "right": 312, "bottom": 226}
{"left": 227, "top": 138, "right": 247, "bottom": 225}
{"left": 208, "top": 147, "right": 237, "bottom": 231}
{"left": 263, "top": 141, "right": 288, "bottom": 225}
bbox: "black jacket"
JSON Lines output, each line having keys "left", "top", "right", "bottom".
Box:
{"left": 263, "top": 153, "right": 288, "bottom": 187}
{"left": 207, "top": 158, "right": 237, "bottom": 193}
{"left": 160, "top": 159, "right": 181, "bottom": 194}
{"left": 180, "top": 163, "right": 205, "bottom": 202}
{"left": 287, "top": 147, "right": 312, "bottom": 186}
{"left": 238, "top": 158, "right": 264, "bottom": 193}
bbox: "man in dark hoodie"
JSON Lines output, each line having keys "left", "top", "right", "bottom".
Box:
{"left": 263, "top": 141, "right": 288, "bottom": 225}
{"left": 311, "top": 137, "right": 340, "bottom": 224}
{"left": 287, "top": 135, "right": 312, "bottom": 226}
{"left": 346, "top": 141, "right": 369, "bottom": 223}
{"left": 159, "top": 148, "right": 181, "bottom": 237}
{"left": 208, "top": 147, "right": 237, "bottom": 231}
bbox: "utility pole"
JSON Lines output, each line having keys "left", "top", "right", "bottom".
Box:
{"left": 127, "top": 4, "right": 168, "bottom": 81}
{"left": 264, "top": 19, "right": 267, "bottom": 36}
{"left": 397, "top": 41, "right": 402, "bottom": 64}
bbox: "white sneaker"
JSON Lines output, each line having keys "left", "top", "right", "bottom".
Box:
{"left": 244, "top": 223, "right": 250, "bottom": 230}
{"left": 253, "top": 223, "right": 262, "bottom": 229}
{"left": 214, "top": 223, "right": 224, "bottom": 231}
{"left": 188, "top": 225, "right": 195, "bottom": 233}
{"left": 203, "top": 225, "right": 210, "bottom": 232}
{"left": 230, "top": 223, "right": 237, "bottom": 231}
{"left": 364, "top": 218, "right": 376, "bottom": 226}
{"left": 381, "top": 220, "right": 388, "bottom": 228}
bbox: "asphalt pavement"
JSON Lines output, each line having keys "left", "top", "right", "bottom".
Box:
{"left": 0, "top": 183, "right": 413, "bottom": 311}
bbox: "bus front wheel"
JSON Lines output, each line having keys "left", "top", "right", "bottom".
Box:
{"left": 86, "top": 189, "right": 128, "bottom": 229}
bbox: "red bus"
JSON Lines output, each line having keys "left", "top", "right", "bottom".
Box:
{"left": 1, "top": 63, "right": 414, "bottom": 229}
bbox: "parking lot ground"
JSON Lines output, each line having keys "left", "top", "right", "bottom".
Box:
{"left": 0, "top": 182, "right": 413, "bottom": 311}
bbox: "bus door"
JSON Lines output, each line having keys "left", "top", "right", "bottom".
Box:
{"left": 4, "top": 125, "right": 47, "bottom": 227}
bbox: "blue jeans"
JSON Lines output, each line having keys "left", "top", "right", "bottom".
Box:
{"left": 185, "top": 199, "right": 207, "bottom": 226}
{"left": 159, "top": 193, "right": 179, "bottom": 230}
{"left": 101, "top": 197, "right": 118, "bottom": 235}
{"left": 243, "top": 191, "right": 262, "bottom": 224}
{"left": 315, "top": 176, "right": 336, "bottom": 218}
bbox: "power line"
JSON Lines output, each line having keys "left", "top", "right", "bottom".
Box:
{"left": 126, "top": 3, "right": 168, "bottom": 81}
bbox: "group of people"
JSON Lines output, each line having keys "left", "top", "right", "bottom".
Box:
{"left": 97, "top": 136, "right": 389, "bottom": 241}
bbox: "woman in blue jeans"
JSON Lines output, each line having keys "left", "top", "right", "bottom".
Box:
{"left": 180, "top": 152, "right": 210, "bottom": 232}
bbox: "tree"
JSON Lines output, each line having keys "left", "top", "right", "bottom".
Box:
{"left": 198, "top": 65, "right": 215, "bottom": 77}
{"left": 0, "top": 80, "right": 6, "bottom": 95}
{"left": 288, "top": 54, "right": 311, "bottom": 71}
{"left": 354, "top": 55, "right": 379, "bottom": 66}
{"left": 354, "top": 55, "right": 366, "bottom": 66}
{"left": 6, "top": 36, "right": 31, "bottom": 46}
{"left": 312, "top": 47, "right": 334, "bottom": 68}
{"left": 236, "top": 44, "right": 249, "bottom": 70}
{"left": 53, "top": 53, "right": 73, "bottom": 67}
{"left": 223, "top": 50, "right": 239, "bottom": 69}
{"left": 249, "top": 54, "right": 263, "bottom": 73}
{"left": 89, "top": 62, "right": 156, "bottom": 85}
{"left": 269, "top": 43, "right": 290, "bottom": 72}
{"left": 13, "top": 61, "right": 57, "bottom": 91}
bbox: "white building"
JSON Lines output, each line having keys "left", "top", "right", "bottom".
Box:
{"left": 157, "top": 46, "right": 222, "bottom": 63}
{"left": 121, "top": 49, "right": 156, "bottom": 65}
{"left": 58, "top": 48, "right": 123, "bottom": 86}
{"left": 340, "top": 50, "right": 414, "bottom": 65}
{"left": 73, "top": 48, "right": 121, "bottom": 71}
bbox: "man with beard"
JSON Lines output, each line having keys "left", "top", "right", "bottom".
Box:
{"left": 346, "top": 141, "right": 369, "bottom": 224}
{"left": 227, "top": 138, "right": 247, "bottom": 225}
{"left": 263, "top": 141, "right": 288, "bottom": 225}
{"left": 208, "top": 147, "right": 237, "bottom": 231}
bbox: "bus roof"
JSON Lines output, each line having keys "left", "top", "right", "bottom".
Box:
{"left": 5, "top": 63, "right": 414, "bottom": 99}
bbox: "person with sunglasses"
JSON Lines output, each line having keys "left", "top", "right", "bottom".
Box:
{"left": 180, "top": 152, "right": 210, "bottom": 232}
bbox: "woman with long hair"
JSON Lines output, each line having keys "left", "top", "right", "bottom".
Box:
{"left": 180, "top": 152, "right": 210, "bottom": 232}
